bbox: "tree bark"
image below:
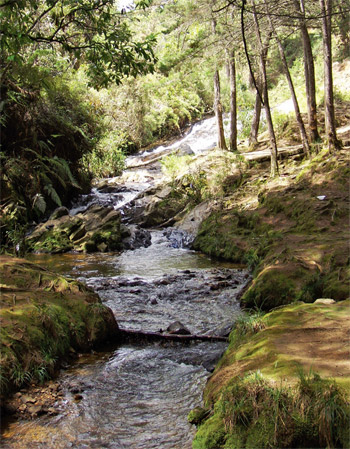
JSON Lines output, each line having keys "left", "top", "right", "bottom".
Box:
{"left": 293, "top": 0, "right": 320, "bottom": 143}
{"left": 249, "top": 85, "right": 262, "bottom": 148}
{"left": 212, "top": 15, "right": 227, "bottom": 150}
{"left": 252, "top": 5, "right": 278, "bottom": 176}
{"left": 227, "top": 48, "right": 237, "bottom": 151}
{"left": 319, "top": 0, "right": 341, "bottom": 151}
{"left": 264, "top": 1, "right": 311, "bottom": 158}
{"left": 248, "top": 38, "right": 269, "bottom": 148}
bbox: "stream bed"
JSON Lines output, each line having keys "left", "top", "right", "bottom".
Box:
{"left": 1, "top": 116, "right": 249, "bottom": 448}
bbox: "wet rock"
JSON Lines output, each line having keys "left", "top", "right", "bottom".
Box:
{"left": 21, "top": 395, "right": 36, "bottom": 404}
{"left": 28, "top": 404, "right": 43, "bottom": 416}
{"left": 27, "top": 204, "right": 122, "bottom": 253}
{"left": 174, "top": 143, "right": 195, "bottom": 156}
{"left": 69, "top": 384, "right": 85, "bottom": 394}
{"left": 167, "top": 321, "right": 191, "bottom": 335}
{"left": 121, "top": 225, "right": 152, "bottom": 250}
{"left": 47, "top": 407, "right": 59, "bottom": 416}
{"left": 49, "top": 206, "right": 70, "bottom": 220}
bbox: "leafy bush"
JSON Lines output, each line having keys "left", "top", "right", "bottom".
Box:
{"left": 81, "top": 130, "right": 127, "bottom": 179}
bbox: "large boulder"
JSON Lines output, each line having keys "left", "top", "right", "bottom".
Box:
{"left": 26, "top": 205, "right": 122, "bottom": 254}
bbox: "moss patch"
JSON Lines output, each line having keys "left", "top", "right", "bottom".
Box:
{"left": 0, "top": 256, "right": 120, "bottom": 398}
{"left": 191, "top": 301, "right": 350, "bottom": 448}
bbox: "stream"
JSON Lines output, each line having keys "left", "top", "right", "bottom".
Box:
{"left": 1, "top": 116, "right": 249, "bottom": 449}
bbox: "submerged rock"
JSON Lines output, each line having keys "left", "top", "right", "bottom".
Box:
{"left": 166, "top": 321, "right": 191, "bottom": 335}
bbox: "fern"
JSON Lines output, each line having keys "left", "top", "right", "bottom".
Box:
{"left": 49, "top": 157, "right": 80, "bottom": 189}
{"left": 32, "top": 193, "right": 46, "bottom": 214}
{"left": 44, "top": 184, "right": 62, "bottom": 206}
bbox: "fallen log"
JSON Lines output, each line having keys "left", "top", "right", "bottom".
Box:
{"left": 119, "top": 328, "right": 228, "bottom": 343}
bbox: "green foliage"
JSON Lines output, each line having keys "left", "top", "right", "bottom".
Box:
{"left": 161, "top": 153, "right": 194, "bottom": 186}
{"left": 229, "top": 311, "right": 266, "bottom": 347}
{"left": 81, "top": 130, "right": 127, "bottom": 179}
{"left": 0, "top": 0, "right": 156, "bottom": 89}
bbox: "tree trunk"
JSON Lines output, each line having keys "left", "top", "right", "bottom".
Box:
{"left": 227, "top": 48, "right": 237, "bottom": 151}
{"left": 249, "top": 85, "right": 262, "bottom": 148}
{"left": 252, "top": 6, "right": 278, "bottom": 176}
{"left": 265, "top": 1, "right": 311, "bottom": 158}
{"left": 293, "top": 0, "right": 320, "bottom": 143}
{"left": 319, "top": 0, "right": 341, "bottom": 151}
{"left": 212, "top": 16, "right": 227, "bottom": 150}
{"left": 248, "top": 38, "right": 269, "bottom": 148}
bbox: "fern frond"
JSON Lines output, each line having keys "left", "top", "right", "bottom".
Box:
{"left": 32, "top": 193, "right": 46, "bottom": 214}
{"left": 42, "top": 166, "right": 67, "bottom": 189}
{"left": 49, "top": 157, "right": 81, "bottom": 189}
{"left": 44, "top": 184, "right": 62, "bottom": 206}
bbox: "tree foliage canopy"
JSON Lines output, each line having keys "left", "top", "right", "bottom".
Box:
{"left": 0, "top": 0, "right": 157, "bottom": 87}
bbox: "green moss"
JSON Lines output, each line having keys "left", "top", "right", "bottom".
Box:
{"left": 0, "top": 257, "right": 119, "bottom": 398}
{"left": 29, "top": 229, "right": 73, "bottom": 253}
{"left": 188, "top": 406, "right": 210, "bottom": 425}
{"left": 241, "top": 269, "right": 297, "bottom": 311}
{"left": 192, "top": 415, "right": 226, "bottom": 449}
{"left": 193, "top": 373, "right": 349, "bottom": 449}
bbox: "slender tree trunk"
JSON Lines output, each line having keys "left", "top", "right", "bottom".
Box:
{"left": 252, "top": 5, "right": 278, "bottom": 176}
{"left": 293, "top": 0, "right": 320, "bottom": 142}
{"left": 249, "top": 87, "right": 262, "bottom": 147}
{"left": 212, "top": 16, "right": 227, "bottom": 150}
{"left": 227, "top": 48, "right": 237, "bottom": 151}
{"left": 248, "top": 38, "right": 269, "bottom": 148}
{"left": 264, "top": 1, "right": 311, "bottom": 158}
{"left": 319, "top": 0, "right": 341, "bottom": 150}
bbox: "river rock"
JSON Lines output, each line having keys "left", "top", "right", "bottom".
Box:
{"left": 166, "top": 321, "right": 191, "bottom": 335}
{"left": 174, "top": 143, "right": 195, "bottom": 156}
{"left": 49, "top": 206, "right": 70, "bottom": 220}
{"left": 314, "top": 298, "right": 336, "bottom": 304}
{"left": 121, "top": 225, "right": 152, "bottom": 250}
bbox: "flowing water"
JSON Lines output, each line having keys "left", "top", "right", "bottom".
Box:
{"left": 1, "top": 116, "right": 249, "bottom": 449}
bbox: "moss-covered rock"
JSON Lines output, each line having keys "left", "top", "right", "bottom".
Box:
{"left": 191, "top": 300, "right": 350, "bottom": 448}
{"left": 26, "top": 204, "right": 122, "bottom": 254}
{"left": 0, "top": 256, "right": 120, "bottom": 399}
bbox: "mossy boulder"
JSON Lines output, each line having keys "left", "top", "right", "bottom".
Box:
{"left": 191, "top": 300, "right": 350, "bottom": 448}
{"left": 0, "top": 256, "right": 120, "bottom": 398}
{"left": 26, "top": 204, "right": 122, "bottom": 253}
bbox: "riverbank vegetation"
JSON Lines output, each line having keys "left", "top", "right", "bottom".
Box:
{"left": 190, "top": 300, "right": 350, "bottom": 448}
{"left": 0, "top": 257, "right": 119, "bottom": 399}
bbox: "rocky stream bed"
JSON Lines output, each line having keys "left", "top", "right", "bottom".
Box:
{"left": 1, "top": 117, "right": 251, "bottom": 448}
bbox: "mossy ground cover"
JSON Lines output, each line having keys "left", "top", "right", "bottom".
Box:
{"left": 0, "top": 256, "right": 119, "bottom": 399}
{"left": 194, "top": 147, "right": 350, "bottom": 311}
{"left": 191, "top": 300, "right": 350, "bottom": 448}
